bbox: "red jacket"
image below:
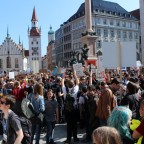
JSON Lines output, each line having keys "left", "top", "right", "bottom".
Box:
{"left": 12, "top": 86, "right": 25, "bottom": 101}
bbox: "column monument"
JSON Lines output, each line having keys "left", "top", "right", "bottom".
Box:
{"left": 81, "top": 0, "right": 97, "bottom": 68}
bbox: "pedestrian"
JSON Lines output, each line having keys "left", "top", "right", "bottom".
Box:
{"left": 107, "top": 106, "right": 134, "bottom": 144}
{"left": 44, "top": 89, "right": 59, "bottom": 144}
{"left": 62, "top": 70, "right": 79, "bottom": 144}
{"left": 92, "top": 126, "right": 122, "bottom": 144}
{"left": 29, "top": 83, "right": 45, "bottom": 144}
{"left": 132, "top": 100, "right": 144, "bottom": 143}
{"left": 0, "top": 95, "right": 23, "bottom": 144}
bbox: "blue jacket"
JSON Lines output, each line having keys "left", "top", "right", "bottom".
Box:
{"left": 28, "top": 94, "right": 45, "bottom": 115}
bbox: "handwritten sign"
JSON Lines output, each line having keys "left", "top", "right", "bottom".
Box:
{"left": 73, "top": 63, "right": 83, "bottom": 77}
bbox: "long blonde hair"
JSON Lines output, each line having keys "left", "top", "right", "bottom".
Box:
{"left": 92, "top": 126, "right": 121, "bottom": 144}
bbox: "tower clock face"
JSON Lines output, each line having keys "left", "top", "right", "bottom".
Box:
{"left": 33, "top": 38, "right": 37, "bottom": 41}
{"left": 32, "top": 47, "right": 39, "bottom": 55}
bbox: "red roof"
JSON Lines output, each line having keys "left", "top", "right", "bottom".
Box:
{"left": 130, "top": 9, "right": 140, "bottom": 20}
{"left": 31, "top": 7, "right": 38, "bottom": 21}
{"left": 30, "top": 27, "right": 40, "bottom": 36}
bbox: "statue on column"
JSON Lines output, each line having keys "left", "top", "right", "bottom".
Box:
{"left": 68, "top": 50, "right": 79, "bottom": 66}
{"left": 80, "top": 44, "right": 89, "bottom": 65}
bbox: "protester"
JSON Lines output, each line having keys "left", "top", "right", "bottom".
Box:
{"left": 62, "top": 70, "right": 79, "bottom": 144}
{"left": 82, "top": 85, "right": 99, "bottom": 143}
{"left": 44, "top": 89, "right": 59, "bottom": 144}
{"left": 132, "top": 100, "right": 144, "bottom": 144}
{"left": 92, "top": 126, "right": 122, "bottom": 144}
{"left": 121, "top": 81, "right": 140, "bottom": 119}
{"left": 55, "top": 78, "right": 64, "bottom": 123}
{"left": 108, "top": 106, "right": 134, "bottom": 144}
{"left": 96, "top": 81, "right": 117, "bottom": 126}
{"left": 0, "top": 95, "right": 23, "bottom": 144}
{"left": 28, "top": 83, "right": 45, "bottom": 144}
{"left": 12, "top": 81, "right": 26, "bottom": 116}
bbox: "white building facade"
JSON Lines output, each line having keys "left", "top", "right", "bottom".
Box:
{"left": 28, "top": 7, "right": 41, "bottom": 73}
{"left": 55, "top": 0, "right": 140, "bottom": 67}
{"left": 0, "top": 33, "right": 24, "bottom": 73}
{"left": 140, "top": 0, "right": 144, "bottom": 64}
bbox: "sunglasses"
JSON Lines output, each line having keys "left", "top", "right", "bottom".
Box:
{"left": 0, "top": 101, "right": 6, "bottom": 105}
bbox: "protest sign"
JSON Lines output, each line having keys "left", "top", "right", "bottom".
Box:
{"left": 73, "top": 63, "right": 83, "bottom": 77}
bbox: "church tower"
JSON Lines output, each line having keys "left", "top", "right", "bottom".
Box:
{"left": 28, "top": 7, "right": 41, "bottom": 73}
{"left": 48, "top": 25, "right": 54, "bottom": 43}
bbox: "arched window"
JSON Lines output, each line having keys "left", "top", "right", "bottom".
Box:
{"left": 0, "top": 59, "right": 3, "bottom": 68}
{"left": 15, "top": 58, "right": 19, "bottom": 68}
{"left": 6, "top": 57, "right": 11, "bottom": 68}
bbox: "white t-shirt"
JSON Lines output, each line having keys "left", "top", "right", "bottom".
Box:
{"left": 62, "top": 85, "right": 79, "bottom": 105}
{"left": 78, "top": 96, "right": 85, "bottom": 104}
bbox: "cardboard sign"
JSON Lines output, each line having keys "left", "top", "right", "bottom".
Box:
{"left": 9, "top": 72, "right": 15, "bottom": 79}
{"left": 61, "top": 69, "right": 66, "bottom": 74}
{"left": 73, "top": 63, "right": 83, "bottom": 77}
{"left": 102, "top": 42, "right": 136, "bottom": 68}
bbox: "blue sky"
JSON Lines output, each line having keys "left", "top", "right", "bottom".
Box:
{"left": 0, "top": 0, "right": 139, "bottom": 56}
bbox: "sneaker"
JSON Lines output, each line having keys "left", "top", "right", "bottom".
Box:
{"left": 64, "top": 140, "right": 71, "bottom": 144}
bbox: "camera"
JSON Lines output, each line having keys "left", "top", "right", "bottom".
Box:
{"left": 66, "top": 69, "right": 73, "bottom": 75}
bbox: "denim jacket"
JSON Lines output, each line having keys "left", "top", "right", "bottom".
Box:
{"left": 28, "top": 94, "right": 45, "bottom": 115}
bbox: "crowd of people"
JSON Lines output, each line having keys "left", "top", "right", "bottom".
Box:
{"left": 0, "top": 68, "right": 143, "bottom": 144}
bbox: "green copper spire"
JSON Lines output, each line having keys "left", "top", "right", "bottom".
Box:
{"left": 7, "top": 26, "right": 9, "bottom": 38}
{"left": 48, "top": 25, "right": 54, "bottom": 34}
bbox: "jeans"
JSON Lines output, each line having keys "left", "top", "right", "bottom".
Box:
{"left": 31, "top": 122, "right": 42, "bottom": 144}
{"left": 46, "top": 121, "right": 55, "bottom": 143}
{"left": 65, "top": 110, "right": 78, "bottom": 141}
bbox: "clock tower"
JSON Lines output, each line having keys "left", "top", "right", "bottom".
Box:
{"left": 28, "top": 7, "right": 41, "bottom": 73}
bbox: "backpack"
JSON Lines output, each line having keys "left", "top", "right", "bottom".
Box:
{"left": 64, "top": 88, "right": 75, "bottom": 112}
{"left": 19, "top": 116, "right": 32, "bottom": 144}
{"left": 132, "top": 94, "right": 140, "bottom": 119}
{"left": 8, "top": 113, "right": 31, "bottom": 144}
{"left": 21, "top": 94, "right": 35, "bottom": 119}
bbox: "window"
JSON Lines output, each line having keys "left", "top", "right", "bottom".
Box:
{"left": 116, "top": 21, "right": 120, "bottom": 26}
{"left": 6, "top": 56, "right": 11, "bottom": 68}
{"left": 104, "top": 29, "right": 108, "bottom": 37}
{"left": 0, "top": 59, "right": 3, "bottom": 69}
{"left": 110, "top": 20, "right": 114, "bottom": 25}
{"left": 37, "top": 41, "right": 38, "bottom": 44}
{"left": 135, "top": 33, "right": 138, "bottom": 39}
{"left": 31, "top": 42, "right": 33, "bottom": 44}
{"left": 123, "top": 31, "right": 127, "bottom": 38}
{"left": 129, "top": 32, "right": 133, "bottom": 39}
{"left": 103, "top": 19, "right": 107, "bottom": 25}
{"left": 117, "top": 30, "right": 121, "bottom": 38}
{"left": 129, "top": 22, "right": 132, "bottom": 28}
{"left": 97, "top": 40, "right": 101, "bottom": 48}
{"left": 15, "top": 58, "right": 19, "bottom": 68}
{"left": 97, "top": 29, "right": 101, "bottom": 36}
{"left": 96, "top": 18, "right": 101, "bottom": 24}
{"left": 110, "top": 30, "right": 114, "bottom": 37}
{"left": 122, "top": 21, "right": 126, "bottom": 27}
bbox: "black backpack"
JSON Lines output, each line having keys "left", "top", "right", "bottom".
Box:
{"left": 9, "top": 115, "right": 32, "bottom": 144}
{"left": 19, "top": 116, "right": 32, "bottom": 144}
{"left": 64, "top": 88, "right": 75, "bottom": 112}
